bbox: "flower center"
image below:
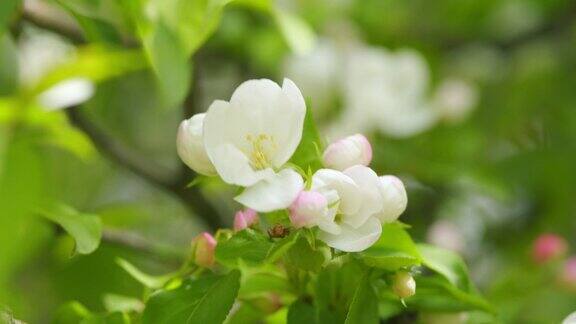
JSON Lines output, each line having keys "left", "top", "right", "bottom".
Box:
{"left": 245, "top": 133, "right": 277, "bottom": 170}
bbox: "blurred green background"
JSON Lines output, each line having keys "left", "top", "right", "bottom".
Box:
{"left": 1, "top": 0, "right": 576, "bottom": 323}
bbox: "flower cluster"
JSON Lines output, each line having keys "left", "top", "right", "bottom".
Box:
{"left": 177, "top": 78, "right": 407, "bottom": 252}
{"left": 284, "top": 39, "right": 478, "bottom": 139}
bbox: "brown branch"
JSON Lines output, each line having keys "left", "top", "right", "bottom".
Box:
{"left": 102, "top": 229, "right": 185, "bottom": 263}
{"left": 21, "top": 1, "right": 85, "bottom": 44}
{"left": 22, "top": 1, "right": 226, "bottom": 231}
{"left": 66, "top": 108, "right": 225, "bottom": 230}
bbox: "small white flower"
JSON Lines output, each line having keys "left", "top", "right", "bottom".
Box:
{"left": 203, "top": 78, "right": 306, "bottom": 212}
{"left": 289, "top": 166, "right": 389, "bottom": 252}
{"left": 177, "top": 113, "right": 216, "bottom": 176}
{"left": 322, "top": 134, "right": 372, "bottom": 171}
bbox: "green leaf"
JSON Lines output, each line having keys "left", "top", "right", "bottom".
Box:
{"left": 143, "top": 20, "right": 190, "bottom": 109}
{"left": 83, "top": 312, "right": 132, "bottom": 324}
{"left": 215, "top": 229, "right": 274, "bottom": 267}
{"left": 103, "top": 294, "right": 144, "bottom": 313}
{"left": 287, "top": 299, "right": 317, "bottom": 324}
{"left": 289, "top": 101, "right": 323, "bottom": 171}
{"left": 41, "top": 203, "right": 102, "bottom": 255}
{"left": 406, "top": 275, "right": 494, "bottom": 314}
{"left": 272, "top": 9, "right": 316, "bottom": 55}
{"left": 116, "top": 258, "right": 171, "bottom": 289}
{"left": 142, "top": 270, "right": 241, "bottom": 324}
{"left": 53, "top": 301, "right": 92, "bottom": 324}
{"left": 239, "top": 271, "right": 292, "bottom": 298}
{"left": 266, "top": 231, "right": 300, "bottom": 263}
{"left": 0, "top": 0, "right": 20, "bottom": 37}
{"left": 417, "top": 244, "right": 473, "bottom": 292}
{"left": 315, "top": 260, "right": 365, "bottom": 323}
{"left": 30, "top": 46, "right": 145, "bottom": 96}
{"left": 345, "top": 275, "right": 379, "bottom": 324}
{"left": 358, "top": 222, "right": 421, "bottom": 271}
{"left": 284, "top": 236, "right": 325, "bottom": 272}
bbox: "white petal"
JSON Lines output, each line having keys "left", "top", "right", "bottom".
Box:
{"left": 377, "top": 175, "right": 408, "bottom": 223}
{"left": 342, "top": 165, "right": 383, "bottom": 228}
{"left": 177, "top": 114, "right": 216, "bottom": 176}
{"left": 312, "top": 169, "right": 362, "bottom": 215}
{"left": 204, "top": 100, "right": 270, "bottom": 186}
{"left": 38, "top": 78, "right": 94, "bottom": 110}
{"left": 268, "top": 79, "right": 306, "bottom": 167}
{"left": 235, "top": 168, "right": 304, "bottom": 212}
{"left": 210, "top": 144, "right": 275, "bottom": 186}
{"left": 318, "top": 217, "right": 382, "bottom": 252}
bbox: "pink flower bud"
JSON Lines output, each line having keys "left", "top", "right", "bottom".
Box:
{"left": 560, "top": 257, "right": 576, "bottom": 288}
{"left": 233, "top": 208, "right": 259, "bottom": 231}
{"left": 392, "top": 271, "right": 416, "bottom": 299}
{"left": 322, "top": 134, "right": 372, "bottom": 171}
{"left": 289, "top": 191, "right": 328, "bottom": 228}
{"left": 193, "top": 232, "right": 217, "bottom": 268}
{"left": 532, "top": 233, "right": 567, "bottom": 264}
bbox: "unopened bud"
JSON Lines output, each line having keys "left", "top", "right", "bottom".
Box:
{"left": 392, "top": 271, "right": 416, "bottom": 299}
{"left": 377, "top": 175, "right": 408, "bottom": 223}
{"left": 177, "top": 114, "right": 216, "bottom": 176}
{"left": 532, "top": 233, "right": 567, "bottom": 264}
{"left": 192, "top": 232, "right": 217, "bottom": 268}
{"left": 234, "top": 208, "right": 259, "bottom": 231}
{"left": 322, "top": 134, "right": 372, "bottom": 171}
{"left": 289, "top": 191, "right": 328, "bottom": 228}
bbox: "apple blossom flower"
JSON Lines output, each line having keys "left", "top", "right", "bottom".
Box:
{"left": 177, "top": 113, "right": 216, "bottom": 176}
{"left": 392, "top": 271, "right": 416, "bottom": 299}
{"left": 532, "top": 233, "right": 567, "bottom": 264}
{"left": 203, "top": 78, "right": 306, "bottom": 212}
{"left": 233, "top": 208, "right": 258, "bottom": 231}
{"left": 334, "top": 47, "right": 438, "bottom": 138}
{"left": 192, "top": 232, "right": 217, "bottom": 268}
{"left": 302, "top": 166, "right": 386, "bottom": 252}
{"left": 322, "top": 134, "right": 372, "bottom": 171}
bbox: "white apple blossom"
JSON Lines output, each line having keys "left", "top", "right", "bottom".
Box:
{"left": 289, "top": 166, "right": 409, "bottom": 252}
{"left": 203, "top": 78, "right": 306, "bottom": 212}
{"left": 322, "top": 134, "right": 372, "bottom": 171}
{"left": 335, "top": 47, "right": 437, "bottom": 138}
{"left": 177, "top": 113, "right": 216, "bottom": 176}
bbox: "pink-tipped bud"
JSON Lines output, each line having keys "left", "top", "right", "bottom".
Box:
{"left": 193, "top": 232, "right": 217, "bottom": 268}
{"left": 392, "top": 271, "right": 416, "bottom": 299}
{"left": 289, "top": 191, "right": 328, "bottom": 228}
{"left": 233, "top": 208, "right": 259, "bottom": 231}
{"left": 322, "top": 134, "right": 372, "bottom": 171}
{"left": 560, "top": 257, "right": 576, "bottom": 289}
{"left": 532, "top": 233, "right": 567, "bottom": 264}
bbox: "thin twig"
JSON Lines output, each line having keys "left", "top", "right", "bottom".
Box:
{"left": 102, "top": 229, "right": 185, "bottom": 262}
